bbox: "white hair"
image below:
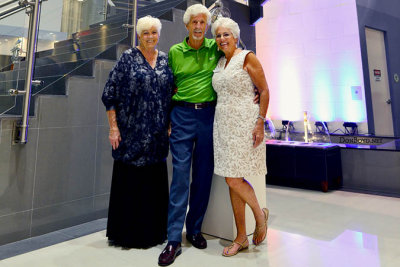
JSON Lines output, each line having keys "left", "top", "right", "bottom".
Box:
{"left": 211, "top": 17, "right": 240, "bottom": 39}
{"left": 183, "top": 4, "right": 211, "bottom": 26}
{"left": 136, "top": 16, "right": 162, "bottom": 36}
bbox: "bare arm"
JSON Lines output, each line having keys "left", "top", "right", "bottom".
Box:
{"left": 244, "top": 52, "right": 270, "bottom": 148}
{"left": 106, "top": 109, "right": 121, "bottom": 150}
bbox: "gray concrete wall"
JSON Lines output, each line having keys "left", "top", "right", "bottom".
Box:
{"left": 0, "top": 60, "right": 115, "bottom": 246}
{"left": 341, "top": 148, "right": 400, "bottom": 196}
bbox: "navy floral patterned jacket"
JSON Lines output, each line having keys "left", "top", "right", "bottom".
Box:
{"left": 102, "top": 48, "right": 174, "bottom": 166}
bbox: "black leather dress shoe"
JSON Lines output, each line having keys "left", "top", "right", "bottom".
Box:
{"left": 158, "top": 243, "right": 182, "bottom": 266}
{"left": 186, "top": 233, "right": 207, "bottom": 249}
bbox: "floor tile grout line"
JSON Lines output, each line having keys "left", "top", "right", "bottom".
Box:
{"left": 29, "top": 195, "right": 97, "bottom": 211}
{"left": 0, "top": 210, "right": 32, "bottom": 219}
{"left": 28, "top": 117, "right": 41, "bottom": 238}
{"left": 92, "top": 61, "right": 102, "bottom": 211}
{"left": 0, "top": 193, "right": 110, "bottom": 220}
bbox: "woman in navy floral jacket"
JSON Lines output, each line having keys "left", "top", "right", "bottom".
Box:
{"left": 102, "top": 16, "right": 174, "bottom": 248}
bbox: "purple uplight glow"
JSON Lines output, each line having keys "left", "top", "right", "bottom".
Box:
{"left": 251, "top": 16, "right": 263, "bottom": 26}
{"left": 256, "top": 0, "right": 366, "bottom": 125}
{"left": 261, "top": 0, "right": 272, "bottom": 7}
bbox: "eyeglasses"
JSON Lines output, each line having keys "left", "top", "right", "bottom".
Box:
{"left": 215, "top": 33, "right": 231, "bottom": 39}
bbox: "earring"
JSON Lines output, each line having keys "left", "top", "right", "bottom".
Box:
{"left": 217, "top": 47, "right": 220, "bottom": 51}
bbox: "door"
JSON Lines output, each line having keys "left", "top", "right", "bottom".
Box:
{"left": 365, "top": 27, "right": 394, "bottom": 136}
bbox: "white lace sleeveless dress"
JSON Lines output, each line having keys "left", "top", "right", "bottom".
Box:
{"left": 212, "top": 50, "right": 267, "bottom": 178}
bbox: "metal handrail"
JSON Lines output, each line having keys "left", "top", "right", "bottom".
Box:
{"left": 0, "top": 0, "right": 19, "bottom": 9}
{"left": 0, "top": 5, "right": 24, "bottom": 20}
{"left": 0, "top": 3, "right": 22, "bottom": 17}
{"left": 131, "top": 0, "right": 137, "bottom": 47}
{"left": 5, "top": 0, "right": 44, "bottom": 144}
{"left": 122, "top": 0, "right": 137, "bottom": 47}
{"left": 103, "top": 0, "right": 108, "bottom": 20}
{"left": 0, "top": 7, "right": 26, "bottom": 20}
{"left": 19, "top": 0, "right": 42, "bottom": 143}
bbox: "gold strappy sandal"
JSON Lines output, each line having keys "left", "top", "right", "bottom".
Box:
{"left": 222, "top": 239, "right": 249, "bottom": 257}
{"left": 252, "top": 208, "right": 269, "bottom": 245}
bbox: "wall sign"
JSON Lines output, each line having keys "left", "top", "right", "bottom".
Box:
{"left": 373, "top": 69, "right": 381, "bottom": 81}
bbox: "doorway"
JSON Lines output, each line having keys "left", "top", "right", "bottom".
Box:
{"left": 365, "top": 27, "right": 394, "bottom": 136}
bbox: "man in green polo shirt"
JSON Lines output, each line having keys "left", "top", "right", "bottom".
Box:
{"left": 158, "top": 4, "right": 222, "bottom": 266}
{"left": 168, "top": 37, "right": 219, "bottom": 103}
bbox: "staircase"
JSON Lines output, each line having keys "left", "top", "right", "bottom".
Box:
{"left": 0, "top": 0, "right": 199, "bottom": 116}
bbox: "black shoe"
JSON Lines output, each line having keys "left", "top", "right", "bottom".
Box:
{"left": 186, "top": 233, "right": 207, "bottom": 249}
{"left": 158, "top": 243, "right": 182, "bottom": 266}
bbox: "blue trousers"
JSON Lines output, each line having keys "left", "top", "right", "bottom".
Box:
{"left": 167, "top": 105, "right": 215, "bottom": 242}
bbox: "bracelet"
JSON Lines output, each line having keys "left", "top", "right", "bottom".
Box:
{"left": 257, "top": 115, "right": 266, "bottom": 122}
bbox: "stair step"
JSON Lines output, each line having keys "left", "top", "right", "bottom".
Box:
{"left": 91, "top": 0, "right": 186, "bottom": 27}
{"left": 113, "top": 0, "right": 157, "bottom": 10}
{"left": 0, "top": 95, "right": 18, "bottom": 115}
{"left": 56, "top": 27, "right": 128, "bottom": 49}
{"left": 10, "top": 44, "right": 121, "bottom": 74}
{"left": 38, "top": 31, "right": 129, "bottom": 58}
{"left": 1, "top": 60, "right": 94, "bottom": 82}
{"left": 1, "top": 0, "right": 201, "bottom": 117}
{"left": 0, "top": 55, "right": 13, "bottom": 71}
{"left": 35, "top": 41, "right": 125, "bottom": 68}
{"left": 0, "top": 76, "right": 66, "bottom": 95}
{"left": 0, "top": 76, "right": 67, "bottom": 116}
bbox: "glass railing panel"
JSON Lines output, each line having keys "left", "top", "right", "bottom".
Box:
{"left": 32, "top": 0, "right": 182, "bottom": 98}
{"left": 137, "top": 0, "right": 177, "bottom": 18}
{"left": 0, "top": 1, "right": 29, "bottom": 115}
{"left": 2, "top": 0, "right": 187, "bottom": 116}
{"left": 37, "top": 0, "right": 110, "bottom": 47}
{"left": 31, "top": 0, "right": 130, "bottom": 98}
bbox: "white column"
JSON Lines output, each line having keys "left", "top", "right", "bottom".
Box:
{"left": 202, "top": 174, "right": 267, "bottom": 241}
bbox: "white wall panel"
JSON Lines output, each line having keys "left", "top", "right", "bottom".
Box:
{"left": 256, "top": 0, "right": 367, "bottom": 133}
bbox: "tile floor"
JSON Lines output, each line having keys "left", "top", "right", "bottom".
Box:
{"left": 1, "top": 186, "right": 399, "bottom": 267}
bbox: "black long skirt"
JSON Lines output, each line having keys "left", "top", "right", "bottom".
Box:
{"left": 106, "top": 160, "right": 169, "bottom": 248}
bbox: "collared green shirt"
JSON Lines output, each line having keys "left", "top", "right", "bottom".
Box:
{"left": 168, "top": 37, "right": 222, "bottom": 103}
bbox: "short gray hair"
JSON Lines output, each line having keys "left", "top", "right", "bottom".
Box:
{"left": 136, "top": 16, "right": 162, "bottom": 36}
{"left": 211, "top": 17, "right": 240, "bottom": 39}
{"left": 183, "top": 4, "right": 211, "bottom": 26}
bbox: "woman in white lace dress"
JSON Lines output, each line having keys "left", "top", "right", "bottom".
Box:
{"left": 211, "top": 18, "right": 270, "bottom": 257}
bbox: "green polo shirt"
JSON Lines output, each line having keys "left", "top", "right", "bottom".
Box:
{"left": 168, "top": 37, "right": 222, "bottom": 103}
